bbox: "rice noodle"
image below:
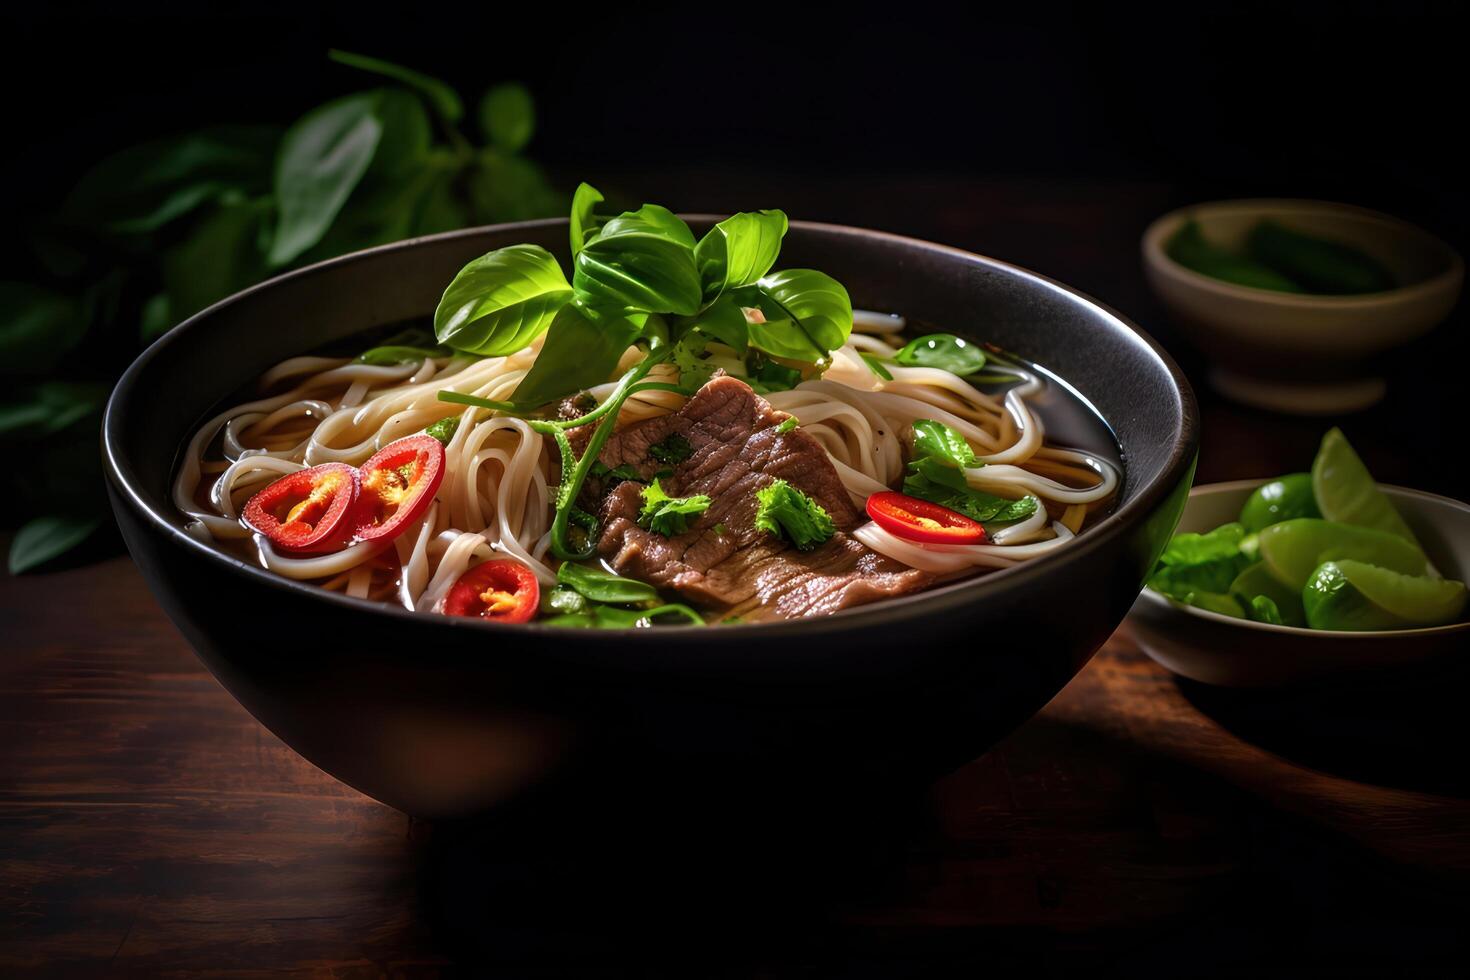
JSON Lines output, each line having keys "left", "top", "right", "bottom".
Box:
{"left": 176, "top": 310, "right": 1119, "bottom": 610}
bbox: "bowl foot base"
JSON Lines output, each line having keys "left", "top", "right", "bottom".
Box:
{"left": 1209, "top": 368, "right": 1385, "bottom": 415}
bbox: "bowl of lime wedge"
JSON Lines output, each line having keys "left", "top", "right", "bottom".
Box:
{"left": 1129, "top": 428, "right": 1469, "bottom": 687}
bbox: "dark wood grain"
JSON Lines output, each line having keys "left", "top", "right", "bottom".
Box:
{"left": 4, "top": 551, "right": 1467, "bottom": 976}
{"left": 4, "top": 176, "right": 1467, "bottom": 976}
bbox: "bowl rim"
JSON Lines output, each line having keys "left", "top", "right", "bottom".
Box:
{"left": 1140, "top": 197, "right": 1465, "bottom": 308}
{"left": 1136, "top": 479, "right": 1470, "bottom": 638}
{"left": 103, "top": 216, "right": 1199, "bottom": 641}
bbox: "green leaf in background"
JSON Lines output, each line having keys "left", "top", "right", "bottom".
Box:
{"left": 268, "top": 92, "right": 384, "bottom": 266}
{"left": 738, "top": 269, "right": 852, "bottom": 362}
{"left": 895, "top": 333, "right": 987, "bottom": 375}
{"left": 434, "top": 243, "right": 573, "bottom": 355}
{"left": 469, "top": 149, "right": 566, "bottom": 223}
{"left": 0, "top": 282, "right": 87, "bottom": 375}
{"left": 328, "top": 48, "right": 465, "bottom": 123}
{"left": 512, "top": 302, "right": 647, "bottom": 408}
{"left": 694, "top": 209, "right": 788, "bottom": 301}
{"left": 139, "top": 292, "right": 173, "bottom": 342}
{"left": 569, "top": 182, "right": 605, "bottom": 257}
{"left": 159, "top": 197, "right": 270, "bottom": 328}
{"left": 574, "top": 209, "right": 702, "bottom": 315}
{"left": 61, "top": 125, "right": 278, "bottom": 234}
{"left": 8, "top": 515, "right": 102, "bottom": 574}
{"left": 480, "top": 83, "right": 535, "bottom": 152}
{"left": 0, "top": 382, "right": 108, "bottom": 440}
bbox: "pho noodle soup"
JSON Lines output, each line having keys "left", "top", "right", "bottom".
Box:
{"left": 174, "top": 188, "right": 1121, "bottom": 627}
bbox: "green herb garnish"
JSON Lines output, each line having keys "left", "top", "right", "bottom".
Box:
{"left": 425, "top": 416, "right": 460, "bottom": 445}
{"left": 894, "top": 333, "right": 986, "bottom": 375}
{"left": 754, "top": 479, "right": 834, "bottom": 552}
{"left": 638, "top": 480, "right": 712, "bottom": 537}
{"left": 859, "top": 353, "right": 893, "bottom": 381}
{"left": 775, "top": 416, "right": 799, "bottom": 434}
{"left": 901, "top": 419, "right": 1039, "bottom": 524}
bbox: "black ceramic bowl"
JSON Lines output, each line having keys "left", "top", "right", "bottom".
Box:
{"left": 103, "top": 219, "right": 1197, "bottom": 819}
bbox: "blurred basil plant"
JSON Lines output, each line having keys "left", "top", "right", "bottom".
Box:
{"left": 1, "top": 51, "right": 564, "bottom": 574}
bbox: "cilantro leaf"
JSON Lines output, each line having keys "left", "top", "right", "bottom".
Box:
{"left": 638, "top": 479, "right": 712, "bottom": 537}
{"left": 754, "top": 478, "right": 834, "bottom": 551}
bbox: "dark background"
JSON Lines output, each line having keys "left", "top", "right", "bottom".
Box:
{"left": 3, "top": 1, "right": 1465, "bottom": 238}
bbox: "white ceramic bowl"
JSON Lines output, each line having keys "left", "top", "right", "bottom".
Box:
{"left": 1141, "top": 199, "right": 1463, "bottom": 414}
{"left": 1128, "top": 481, "right": 1470, "bottom": 687}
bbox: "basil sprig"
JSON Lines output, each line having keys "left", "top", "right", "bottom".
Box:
{"left": 434, "top": 184, "right": 855, "bottom": 560}
{"left": 902, "top": 419, "right": 1039, "bottom": 525}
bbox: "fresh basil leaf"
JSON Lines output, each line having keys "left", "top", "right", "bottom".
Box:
{"left": 679, "top": 294, "right": 749, "bottom": 353}
{"left": 358, "top": 344, "right": 451, "bottom": 365}
{"left": 61, "top": 125, "right": 278, "bottom": 234}
{"left": 1159, "top": 523, "right": 1246, "bottom": 566}
{"left": 911, "top": 419, "right": 978, "bottom": 469}
{"left": 895, "top": 333, "right": 987, "bottom": 375}
{"left": 328, "top": 49, "right": 464, "bottom": 123}
{"left": 479, "top": 83, "right": 535, "bottom": 152}
{"left": 364, "top": 88, "right": 433, "bottom": 177}
{"left": 737, "top": 269, "right": 853, "bottom": 362}
{"left": 901, "top": 467, "right": 1038, "bottom": 524}
{"left": 545, "top": 602, "right": 703, "bottom": 628}
{"left": 694, "top": 209, "right": 788, "bottom": 302}
{"left": 434, "top": 243, "right": 573, "bottom": 355}
{"left": 569, "top": 182, "right": 605, "bottom": 258}
{"left": 597, "top": 204, "right": 697, "bottom": 249}
{"left": 268, "top": 92, "right": 384, "bottom": 266}
{"left": 512, "top": 301, "right": 647, "bottom": 408}
{"left": 860, "top": 353, "right": 893, "bottom": 381}
{"left": 574, "top": 209, "right": 702, "bottom": 316}
{"left": 8, "top": 514, "right": 102, "bottom": 574}
{"left": 0, "top": 282, "right": 87, "bottom": 376}
{"left": 556, "top": 562, "right": 660, "bottom": 604}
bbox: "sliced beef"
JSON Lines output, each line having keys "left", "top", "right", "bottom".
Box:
{"left": 592, "top": 376, "right": 931, "bottom": 620}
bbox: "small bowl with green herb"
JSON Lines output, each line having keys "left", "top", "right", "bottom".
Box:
{"left": 1141, "top": 199, "right": 1462, "bottom": 414}
{"left": 1129, "top": 429, "right": 1470, "bottom": 687}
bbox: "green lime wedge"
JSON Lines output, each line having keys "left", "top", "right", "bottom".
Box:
{"left": 1228, "top": 560, "right": 1306, "bottom": 626}
{"left": 1239, "top": 473, "right": 1321, "bottom": 532}
{"left": 1311, "top": 428, "right": 1419, "bottom": 547}
{"left": 1304, "top": 560, "right": 1467, "bottom": 631}
{"left": 1256, "top": 518, "right": 1427, "bottom": 591}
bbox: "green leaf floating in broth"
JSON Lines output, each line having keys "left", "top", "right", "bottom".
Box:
{"left": 894, "top": 333, "right": 987, "bottom": 375}
{"left": 434, "top": 244, "right": 573, "bottom": 356}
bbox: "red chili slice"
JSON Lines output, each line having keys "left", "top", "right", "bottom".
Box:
{"left": 241, "top": 462, "right": 360, "bottom": 554}
{"left": 866, "top": 491, "right": 988, "bottom": 545}
{"left": 442, "top": 559, "right": 540, "bottom": 623}
{"left": 356, "top": 434, "right": 445, "bottom": 544}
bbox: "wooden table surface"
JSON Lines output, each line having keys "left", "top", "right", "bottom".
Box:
{"left": 3, "top": 177, "right": 1467, "bottom": 976}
